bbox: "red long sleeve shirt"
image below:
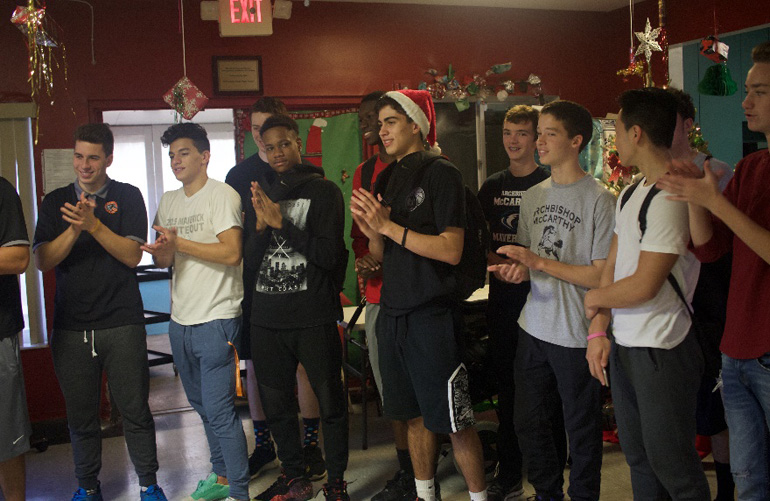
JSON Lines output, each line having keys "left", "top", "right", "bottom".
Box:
{"left": 691, "top": 150, "right": 770, "bottom": 359}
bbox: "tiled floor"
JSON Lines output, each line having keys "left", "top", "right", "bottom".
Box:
{"left": 18, "top": 335, "right": 720, "bottom": 500}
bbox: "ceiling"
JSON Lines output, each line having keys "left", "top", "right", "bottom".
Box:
{"left": 294, "top": 0, "right": 642, "bottom": 13}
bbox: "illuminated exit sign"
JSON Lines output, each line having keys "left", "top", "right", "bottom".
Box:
{"left": 218, "top": 0, "right": 273, "bottom": 37}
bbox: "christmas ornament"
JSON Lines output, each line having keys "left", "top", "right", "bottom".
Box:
{"left": 698, "top": 64, "right": 738, "bottom": 96}
{"left": 635, "top": 18, "right": 662, "bottom": 64}
{"left": 163, "top": 0, "right": 208, "bottom": 121}
{"left": 700, "top": 36, "right": 729, "bottom": 63}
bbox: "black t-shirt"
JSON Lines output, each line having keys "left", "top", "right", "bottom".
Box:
{"left": 33, "top": 180, "right": 147, "bottom": 330}
{"left": 0, "top": 178, "right": 29, "bottom": 339}
{"left": 477, "top": 167, "right": 549, "bottom": 305}
{"left": 379, "top": 152, "right": 466, "bottom": 314}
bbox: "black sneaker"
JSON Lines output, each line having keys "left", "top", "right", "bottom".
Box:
{"left": 254, "top": 473, "right": 287, "bottom": 501}
{"left": 322, "top": 479, "right": 350, "bottom": 501}
{"left": 255, "top": 473, "right": 313, "bottom": 501}
{"left": 249, "top": 445, "right": 278, "bottom": 479}
{"left": 487, "top": 477, "right": 524, "bottom": 501}
{"left": 372, "top": 470, "right": 415, "bottom": 501}
{"left": 303, "top": 445, "right": 327, "bottom": 481}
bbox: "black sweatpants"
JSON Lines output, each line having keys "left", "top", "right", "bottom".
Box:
{"left": 51, "top": 324, "right": 159, "bottom": 489}
{"left": 251, "top": 322, "right": 349, "bottom": 480}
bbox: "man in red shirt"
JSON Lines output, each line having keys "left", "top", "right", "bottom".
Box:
{"left": 658, "top": 40, "right": 770, "bottom": 500}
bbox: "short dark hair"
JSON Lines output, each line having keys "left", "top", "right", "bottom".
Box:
{"left": 667, "top": 88, "right": 696, "bottom": 121}
{"left": 74, "top": 123, "right": 114, "bottom": 156}
{"left": 752, "top": 41, "right": 770, "bottom": 63}
{"left": 260, "top": 115, "right": 299, "bottom": 137}
{"left": 375, "top": 96, "right": 412, "bottom": 123}
{"left": 618, "top": 87, "right": 678, "bottom": 149}
{"left": 361, "top": 91, "right": 385, "bottom": 106}
{"left": 540, "top": 100, "right": 594, "bottom": 152}
{"left": 249, "top": 97, "right": 288, "bottom": 116}
{"left": 504, "top": 105, "right": 539, "bottom": 133}
{"left": 160, "top": 123, "right": 210, "bottom": 153}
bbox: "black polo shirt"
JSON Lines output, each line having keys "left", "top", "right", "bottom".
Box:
{"left": 0, "top": 177, "right": 29, "bottom": 339}
{"left": 379, "top": 151, "right": 466, "bottom": 314}
{"left": 33, "top": 179, "right": 147, "bottom": 330}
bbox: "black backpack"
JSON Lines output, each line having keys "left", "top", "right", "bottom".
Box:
{"left": 375, "top": 154, "right": 489, "bottom": 300}
{"left": 620, "top": 179, "right": 730, "bottom": 378}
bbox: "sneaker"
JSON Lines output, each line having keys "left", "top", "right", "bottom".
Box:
{"left": 140, "top": 484, "right": 168, "bottom": 501}
{"left": 72, "top": 483, "right": 104, "bottom": 501}
{"left": 488, "top": 478, "right": 524, "bottom": 501}
{"left": 525, "top": 494, "right": 563, "bottom": 501}
{"left": 249, "top": 445, "right": 278, "bottom": 478}
{"left": 255, "top": 474, "right": 313, "bottom": 501}
{"left": 303, "top": 445, "right": 327, "bottom": 481}
{"left": 191, "top": 472, "right": 230, "bottom": 500}
{"left": 372, "top": 470, "right": 415, "bottom": 501}
{"left": 322, "top": 479, "right": 350, "bottom": 501}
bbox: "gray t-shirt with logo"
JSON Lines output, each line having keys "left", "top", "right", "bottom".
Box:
{"left": 517, "top": 175, "right": 616, "bottom": 348}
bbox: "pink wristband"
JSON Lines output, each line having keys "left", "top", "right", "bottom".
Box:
{"left": 586, "top": 332, "right": 607, "bottom": 341}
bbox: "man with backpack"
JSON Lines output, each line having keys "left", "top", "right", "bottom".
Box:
{"left": 248, "top": 115, "right": 350, "bottom": 501}
{"left": 583, "top": 88, "right": 710, "bottom": 499}
{"left": 350, "top": 89, "right": 487, "bottom": 501}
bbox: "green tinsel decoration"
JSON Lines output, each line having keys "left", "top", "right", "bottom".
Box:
{"left": 698, "top": 64, "right": 738, "bottom": 96}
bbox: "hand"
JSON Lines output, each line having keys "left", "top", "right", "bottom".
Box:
{"left": 487, "top": 262, "right": 527, "bottom": 284}
{"left": 350, "top": 188, "right": 392, "bottom": 235}
{"left": 251, "top": 182, "right": 283, "bottom": 230}
{"left": 584, "top": 289, "right": 599, "bottom": 319}
{"left": 497, "top": 245, "right": 543, "bottom": 271}
{"left": 60, "top": 192, "right": 99, "bottom": 233}
{"left": 355, "top": 254, "right": 382, "bottom": 280}
{"left": 141, "top": 225, "right": 178, "bottom": 260}
{"left": 656, "top": 159, "right": 723, "bottom": 211}
{"left": 351, "top": 211, "right": 380, "bottom": 242}
{"left": 586, "top": 335, "right": 611, "bottom": 386}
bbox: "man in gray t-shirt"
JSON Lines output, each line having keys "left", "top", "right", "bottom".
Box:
{"left": 491, "top": 101, "right": 615, "bottom": 501}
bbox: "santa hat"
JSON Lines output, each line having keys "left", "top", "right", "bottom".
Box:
{"left": 385, "top": 89, "right": 437, "bottom": 147}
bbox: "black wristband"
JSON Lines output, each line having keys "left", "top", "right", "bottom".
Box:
{"left": 401, "top": 226, "right": 409, "bottom": 247}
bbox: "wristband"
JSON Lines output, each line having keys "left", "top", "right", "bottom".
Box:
{"left": 401, "top": 226, "right": 409, "bottom": 247}
{"left": 586, "top": 332, "right": 607, "bottom": 341}
{"left": 88, "top": 218, "right": 101, "bottom": 235}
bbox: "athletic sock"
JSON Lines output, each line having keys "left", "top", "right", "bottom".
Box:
{"left": 470, "top": 489, "right": 488, "bottom": 501}
{"left": 303, "top": 417, "right": 320, "bottom": 447}
{"left": 254, "top": 420, "right": 273, "bottom": 449}
{"left": 415, "top": 478, "right": 436, "bottom": 501}
{"left": 396, "top": 448, "right": 413, "bottom": 475}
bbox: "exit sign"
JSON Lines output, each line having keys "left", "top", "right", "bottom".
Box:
{"left": 218, "top": 0, "right": 273, "bottom": 37}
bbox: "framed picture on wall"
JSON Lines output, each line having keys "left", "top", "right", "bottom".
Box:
{"left": 212, "top": 56, "right": 263, "bottom": 95}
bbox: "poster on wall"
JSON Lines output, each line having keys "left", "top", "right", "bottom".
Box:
{"left": 42, "top": 149, "right": 74, "bottom": 194}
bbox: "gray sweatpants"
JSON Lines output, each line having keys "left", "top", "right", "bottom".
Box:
{"left": 51, "top": 324, "right": 159, "bottom": 490}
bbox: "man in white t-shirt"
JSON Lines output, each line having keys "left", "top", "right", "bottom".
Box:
{"left": 583, "top": 88, "right": 710, "bottom": 500}
{"left": 142, "top": 123, "right": 249, "bottom": 501}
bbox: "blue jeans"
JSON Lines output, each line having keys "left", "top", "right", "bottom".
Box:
{"left": 722, "top": 353, "right": 770, "bottom": 500}
{"left": 169, "top": 318, "right": 249, "bottom": 500}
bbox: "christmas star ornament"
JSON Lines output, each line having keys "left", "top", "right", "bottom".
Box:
{"left": 635, "top": 18, "right": 662, "bottom": 64}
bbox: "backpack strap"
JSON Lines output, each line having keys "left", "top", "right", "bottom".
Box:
{"left": 620, "top": 178, "right": 663, "bottom": 241}
{"left": 667, "top": 273, "right": 694, "bottom": 317}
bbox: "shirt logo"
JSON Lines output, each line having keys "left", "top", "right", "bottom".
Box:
{"left": 104, "top": 201, "right": 118, "bottom": 214}
{"left": 406, "top": 187, "right": 425, "bottom": 212}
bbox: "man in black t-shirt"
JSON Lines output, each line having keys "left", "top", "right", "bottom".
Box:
{"left": 351, "top": 90, "right": 487, "bottom": 501}
{"left": 33, "top": 124, "right": 166, "bottom": 500}
{"left": 0, "top": 177, "right": 31, "bottom": 501}
{"left": 477, "top": 105, "right": 563, "bottom": 501}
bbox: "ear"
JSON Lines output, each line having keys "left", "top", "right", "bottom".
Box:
{"left": 571, "top": 134, "right": 583, "bottom": 150}
{"left": 296, "top": 136, "right": 303, "bottom": 152}
{"left": 630, "top": 124, "right": 643, "bottom": 145}
{"left": 104, "top": 154, "right": 114, "bottom": 168}
{"left": 201, "top": 150, "right": 211, "bottom": 165}
{"left": 411, "top": 121, "right": 421, "bottom": 137}
{"left": 684, "top": 117, "right": 694, "bottom": 131}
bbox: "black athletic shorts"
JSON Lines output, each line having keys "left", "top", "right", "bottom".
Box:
{"left": 376, "top": 304, "right": 475, "bottom": 434}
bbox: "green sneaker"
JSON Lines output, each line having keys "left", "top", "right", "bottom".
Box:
{"left": 191, "top": 472, "right": 230, "bottom": 500}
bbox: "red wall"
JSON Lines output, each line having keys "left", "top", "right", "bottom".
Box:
{"left": 1, "top": 0, "right": 763, "bottom": 421}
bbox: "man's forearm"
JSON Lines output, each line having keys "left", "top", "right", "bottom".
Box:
{"left": 176, "top": 237, "right": 242, "bottom": 266}
{"left": 34, "top": 226, "right": 79, "bottom": 272}
{"left": 688, "top": 203, "right": 714, "bottom": 247}
{"left": 380, "top": 221, "right": 462, "bottom": 265}
{"left": 90, "top": 224, "right": 143, "bottom": 268}
{"left": 0, "top": 246, "right": 30, "bottom": 275}
{"left": 538, "top": 258, "right": 605, "bottom": 290}
{"left": 368, "top": 234, "right": 384, "bottom": 262}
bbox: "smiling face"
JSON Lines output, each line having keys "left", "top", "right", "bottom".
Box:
{"left": 378, "top": 105, "right": 422, "bottom": 161}
{"left": 743, "top": 62, "right": 770, "bottom": 137}
{"left": 502, "top": 120, "right": 537, "bottom": 164}
{"left": 536, "top": 114, "right": 581, "bottom": 168}
{"left": 262, "top": 125, "right": 303, "bottom": 174}
{"left": 359, "top": 100, "right": 381, "bottom": 147}
{"left": 251, "top": 111, "right": 273, "bottom": 152}
{"left": 73, "top": 141, "right": 112, "bottom": 193}
{"left": 168, "top": 138, "right": 209, "bottom": 188}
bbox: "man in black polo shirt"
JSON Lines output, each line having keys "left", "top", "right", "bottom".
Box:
{"left": 0, "top": 177, "right": 31, "bottom": 501}
{"left": 34, "top": 124, "right": 166, "bottom": 501}
{"left": 351, "top": 90, "right": 487, "bottom": 501}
